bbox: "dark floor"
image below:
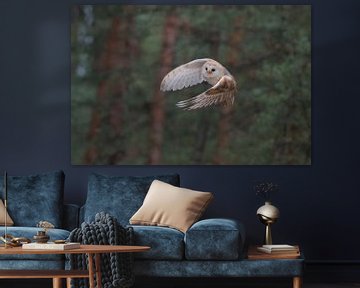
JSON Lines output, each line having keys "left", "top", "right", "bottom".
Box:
{"left": 307, "top": 283, "right": 360, "bottom": 288}
{"left": 2, "top": 279, "right": 360, "bottom": 288}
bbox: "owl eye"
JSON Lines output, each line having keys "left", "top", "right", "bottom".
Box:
{"left": 211, "top": 68, "right": 216, "bottom": 72}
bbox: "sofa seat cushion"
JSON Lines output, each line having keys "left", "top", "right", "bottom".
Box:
{"left": 184, "top": 218, "right": 245, "bottom": 260}
{"left": 84, "top": 173, "right": 180, "bottom": 226}
{"left": 0, "top": 227, "right": 70, "bottom": 261}
{"left": 130, "top": 225, "right": 184, "bottom": 260}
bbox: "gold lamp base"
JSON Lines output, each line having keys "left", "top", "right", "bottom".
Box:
{"left": 265, "top": 223, "right": 273, "bottom": 245}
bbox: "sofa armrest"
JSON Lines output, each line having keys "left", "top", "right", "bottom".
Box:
{"left": 63, "top": 204, "right": 80, "bottom": 231}
{"left": 184, "top": 218, "right": 245, "bottom": 260}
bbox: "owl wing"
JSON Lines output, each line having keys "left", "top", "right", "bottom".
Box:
{"left": 176, "top": 75, "right": 236, "bottom": 110}
{"left": 160, "top": 58, "right": 212, "bottom": 91}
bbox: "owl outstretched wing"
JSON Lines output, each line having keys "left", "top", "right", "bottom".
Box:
{"left": 176, "top": 75, "right": 236, "bottom": 110}
{"left": 160, "top": 58, "right": 212, "bottom": 91}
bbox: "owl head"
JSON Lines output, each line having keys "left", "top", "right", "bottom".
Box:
{"left": 201, "top": 60, "right": 224, "bottom": 84}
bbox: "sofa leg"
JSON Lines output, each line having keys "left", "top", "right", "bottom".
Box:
{"left": 53, "top": 278, "right": 62, "bottom": 288}
{"left": 293, "top": 276, "right": 302, "bottom": 288}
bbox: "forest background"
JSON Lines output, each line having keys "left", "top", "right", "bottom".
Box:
{"left": 71, "top": 5, "right": 311, "bottom": 165}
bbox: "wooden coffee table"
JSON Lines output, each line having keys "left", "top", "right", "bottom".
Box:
{"left": 0, "top": 244, "right": 150, "bottom": 288}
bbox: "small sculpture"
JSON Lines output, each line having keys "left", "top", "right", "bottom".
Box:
{"left": 37, "top": 220, "right": 55, "bottom": 232}
{"left": 0, "top": 234, "right": 31, "bottom": 247}
{"left": 34, "top": 221, "right": 55, "bottom": 243}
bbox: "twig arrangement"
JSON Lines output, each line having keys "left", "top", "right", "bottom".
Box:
{"left": 254, "top": 180, "right": 279, "bottom": 201}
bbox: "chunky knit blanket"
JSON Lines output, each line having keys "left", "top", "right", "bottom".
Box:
{"left": 68, "top": 212, "right": 134, "bottom": 288}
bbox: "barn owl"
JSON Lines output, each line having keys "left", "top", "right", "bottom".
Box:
{"left": 160, "top": 58, "right": 237, "bottom": 110}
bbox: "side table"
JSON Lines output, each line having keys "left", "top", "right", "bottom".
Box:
{"left": 0, "top": 244, "right": 150, "bottom": 288}
{"left": 247, "top": 245, "right": 303, "bottom": 288}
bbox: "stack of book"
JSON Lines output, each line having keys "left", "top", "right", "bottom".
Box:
{"left": 22, "top": 242, "right": 80, "bottom": 250}
{"left": 257, "top": 244, "right": 299, "bottom": 254}
{"left": 248, "top": 244, "right": 300, "bottom": 259}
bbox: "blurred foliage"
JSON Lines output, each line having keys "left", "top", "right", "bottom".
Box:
{"left": 71, "top": 5, "right": 311, "bottom": 165}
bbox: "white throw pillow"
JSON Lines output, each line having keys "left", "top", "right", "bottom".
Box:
{"left": 130, "top": 180, "right": 213, "bottom": 233}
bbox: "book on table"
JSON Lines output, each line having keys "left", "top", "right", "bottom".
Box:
{"left": 256, "top": 244, "right": 299, "bottom": 254}
{"left": 22, "top": 242, "right": 80, "bottom": 250}
{"left": 248, "top": 245, "right": 300, "bottom": 260}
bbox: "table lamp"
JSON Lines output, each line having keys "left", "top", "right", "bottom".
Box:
{"left": 2, "top": 171, "right": 8, "bottom": 248}
{"left": 256, "top": 201, "right": 280, "bottom": 245}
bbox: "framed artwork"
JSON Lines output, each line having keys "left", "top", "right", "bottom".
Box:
{"left": 71, "top": 5, "right": 311, "bottom": 165}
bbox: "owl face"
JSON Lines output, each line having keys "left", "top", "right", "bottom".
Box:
{"left": 202, "top": 62, "right": 223, "bottom": 84}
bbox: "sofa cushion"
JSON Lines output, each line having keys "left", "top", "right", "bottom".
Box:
{"left": 184, "top": 218, "right": 245, "bottom": 260}
{"left": 0, "top": 171, "right": 65, "bottom": 227}
{"left": 84, "top": 173, "right": 180, "bottom": 225}
{"left": 0, "top": 199, "right": 14, "bottom": 226}
{"left": 0, "top": 226, "right": 70, "bottom": 261}
{"left": 0, "top": 260, "right": 65, "bottom": 270}
{"left": 130, "top": 180, "right": 213, "bottom": 233}
{"left": 130, "top": 225, "right": 184, "bottom": 260}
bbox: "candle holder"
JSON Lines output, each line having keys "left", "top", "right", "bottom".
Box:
{"left": 33, "top": 230, "right": 50, "bottom": 243}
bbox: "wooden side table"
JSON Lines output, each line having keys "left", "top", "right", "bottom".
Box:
{"left": 247, "top": 245, "right": 303, "bottom": 288}
{"left": 0, "top": 244, "right": 150, "bottom": 288}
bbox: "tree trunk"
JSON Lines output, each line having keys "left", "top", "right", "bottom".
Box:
{"left": 84, "top": 11, "right": 136, "bottom": 164}
{"left": 193, "top": 111, "right": 211, "bottom": 164}
{"left": 213, "top": 105, "right": 234, "bottom": 164}
{"left": 148, "top": 12, "right": 179, "bottom": 164}
{"left": 192, "top": 31, "right": 221, "bottom": 163}
{"left": 213, "top": 16, "right": 244, "bottom": 164}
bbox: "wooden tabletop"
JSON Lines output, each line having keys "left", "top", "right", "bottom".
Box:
{"left": 0, "top": 245, "right": 150, "bottom": 255}
{"left": 247, "top": 245, "right": 300, "bottom": 260}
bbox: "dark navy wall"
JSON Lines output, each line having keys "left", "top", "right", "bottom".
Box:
{"left": 0, "top": 0, "right": 359, "bottom": 264}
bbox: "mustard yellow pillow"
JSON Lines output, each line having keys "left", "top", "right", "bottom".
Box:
{"left": 0, "top": 200, "right": 14, "bottom": 226}
{"left": 130, "top": 180, "right": 213, "bottom": 233}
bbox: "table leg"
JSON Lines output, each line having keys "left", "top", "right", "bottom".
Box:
{"left": 66, "top": 277, "right": 72, "bottom": 288}
{"left": 293, "top": 276, "right": 302, "bottom": 288}
{"left": 88, "top": 253, "right": 95, "bottom": 288}
{"left": 52, "top": 278, "right": 62, "bottom": 288}
{"left": 95, "top": 253, "right": 102, "bottom": 288}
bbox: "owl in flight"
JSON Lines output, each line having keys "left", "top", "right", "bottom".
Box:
{"left": 160, "top": 58, "right": 237, "bottom": 110}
